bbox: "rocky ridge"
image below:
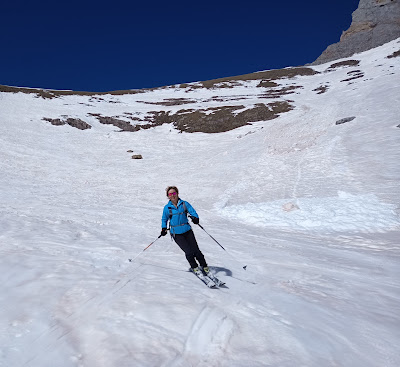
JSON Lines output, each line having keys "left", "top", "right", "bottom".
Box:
{"left": 1, "top": 41, "right": 399, "bottom": 134}
{"left": 312, "top": 0, "right": 400, "bottom": 64}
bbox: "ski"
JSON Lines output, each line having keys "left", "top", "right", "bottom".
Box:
{"left": 190, "top": 268, "right": 217, "bottom": 288}
{"left": 204, "top": 270, "right": 226, "bottom": 287}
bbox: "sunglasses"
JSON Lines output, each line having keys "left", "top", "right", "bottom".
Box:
{"left": 168, "top": 192, "right": 177, "bottom": 197}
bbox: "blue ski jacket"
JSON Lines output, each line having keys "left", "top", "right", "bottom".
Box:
{"left": 161, "top": 199, "right": 199, "bottom": 235}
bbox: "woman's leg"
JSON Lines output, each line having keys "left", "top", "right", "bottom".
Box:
{"left": 174, "top": 230, "right": 208, "bottom": 268}
{"left": 173, "top": 231, "right": 198, "bottom": 268}
{"left": 185, "top": 230, "right": 208, "bottom": 268}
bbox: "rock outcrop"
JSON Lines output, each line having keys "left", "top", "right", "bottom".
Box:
{"left": 312, "top": 0, "right": 400, "bottom": 65}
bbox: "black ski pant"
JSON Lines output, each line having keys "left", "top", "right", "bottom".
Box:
{"left": 173, "top": 229, "right": 207, "bottom": 269}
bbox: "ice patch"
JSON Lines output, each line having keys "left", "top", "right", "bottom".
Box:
{"left": 219, "top": 191, "right": 400, "bottom": 233}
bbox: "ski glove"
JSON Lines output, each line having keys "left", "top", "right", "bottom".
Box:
{"left": 190, "top": 216, "right": 199, "bottom": 224}
{"left": 161, "top": 228, "right": 168, "bottom": 236}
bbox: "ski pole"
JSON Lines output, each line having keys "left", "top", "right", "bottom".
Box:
{"left": 128, "top": 235, "right": 162, "bottom": 263}
{"left": 197, "top": 223, "right": 247, "bottom": 270}
{"left": 197, "top": 223, "right": 225, "bottom": 250}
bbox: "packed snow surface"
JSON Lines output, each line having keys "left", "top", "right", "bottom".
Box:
{"left": 0, "top": 39, "right": 400, "bottom": 367}
{"left": 220, "top": 191, "right": 399, "bottom": 232}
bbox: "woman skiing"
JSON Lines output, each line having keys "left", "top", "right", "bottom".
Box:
{"left": 161, "top": 186, "right": 210, "bottom": 275}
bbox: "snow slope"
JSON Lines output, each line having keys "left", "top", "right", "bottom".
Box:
{"left": 0, "top": 39, "right": 399, "bottom": 367}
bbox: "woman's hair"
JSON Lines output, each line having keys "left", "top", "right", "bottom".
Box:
{"left": 165, "top": 186, "right": 179, "bottom": 197}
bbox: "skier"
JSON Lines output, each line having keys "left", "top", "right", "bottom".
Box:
{"left": 161, "top": 186, "right": 210, "bottom": 276}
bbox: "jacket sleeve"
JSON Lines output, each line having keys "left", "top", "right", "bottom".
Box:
{"left": 161, "top": 205, "right": 170, "bottom": 228}
{"left": 184, "top": 201, "right": 198, "bottom": 218}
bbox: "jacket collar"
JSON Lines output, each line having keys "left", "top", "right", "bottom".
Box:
{"left": 168, "top": 198, "right": 182, "bottom": 207}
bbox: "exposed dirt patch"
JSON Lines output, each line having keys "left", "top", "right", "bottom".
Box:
{"left": 122, "top": 113, "right": 142, "bottom": 121}
{"left": 340, "top": 70, "right": 364, "bottom": 82}
{"left": 327, "top": 60, "right": 360, "bottom": 70}
{"left": 43, "top": 118, "right": 65, "bottom": 126}
{"left": 257, "top": 80, "right": 280, "bottom": 88}
{"left": 127, "top": 101, "right": 294, "bottom": 133}
{"left": 336, "top": 116, "right": 356, "bottom": 125}
{"left": 341, "top": 75, "right": 364, "bottom": 82}
{"left": 208, "top": 81, "right": 246, "bottom": 89}
{"left": 387, "top": 50, "right": 400, "bottom": 58}
{"left": 42, "top": 117, "right": 92, "bottom": 130}
{"left": 174, "top": 106, "right": 247, "bottom": 133}
{"left": 66, "top": 118, "right": 92, "bottom": 130}
{"left": 137, "top": 98, "right": 197, "bottom": 106}
{"left": 95, "top": 116, "right": 139, "bottom": 131}
{"left": 259, "top": 85, "right": 302, "bottom": 99}
{"left": 178, "top": 102, "right": 293, "bottom": 132}
{"left": 203, "top": 96, "right": 250, "bottom": 103}
{"left": 313, "top": 85, "right": 329, "bottom": 94}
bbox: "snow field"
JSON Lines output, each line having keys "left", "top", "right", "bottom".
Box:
{"left": 0, "top": 39, "right": 399, "bottom": 366}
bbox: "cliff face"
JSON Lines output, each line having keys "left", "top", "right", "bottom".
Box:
{"left": 312, "top": 0, "right": 400, "bottom": 64}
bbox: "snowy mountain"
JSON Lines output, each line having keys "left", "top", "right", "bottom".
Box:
{"left": 0, "top": 39, "right": 399, "bottom": 367}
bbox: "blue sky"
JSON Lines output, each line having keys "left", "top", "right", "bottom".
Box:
{"left": 1, "top": 0, "right": 360, "bottom": 92}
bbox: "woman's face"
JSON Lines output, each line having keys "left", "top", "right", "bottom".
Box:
{"left": 167, "top": 189, "right": 179, "bottom": 204}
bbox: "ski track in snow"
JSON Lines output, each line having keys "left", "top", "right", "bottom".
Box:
{"left": 167, "top": 306, "right": 235, "bottom": 367}
{"left": 0, "top": 39, "right": 400, "bottom": 367}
